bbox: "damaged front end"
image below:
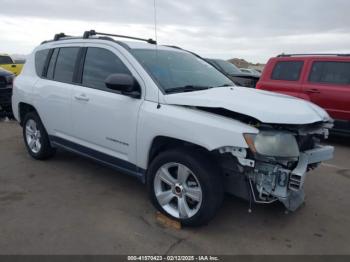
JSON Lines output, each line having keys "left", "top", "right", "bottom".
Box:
{"left": 217, "top": 121, "right": 334, "bottom": 211}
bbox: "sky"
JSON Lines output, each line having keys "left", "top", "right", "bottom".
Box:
{"left": 0, "top": 0, "right": 350, "bottom": 63}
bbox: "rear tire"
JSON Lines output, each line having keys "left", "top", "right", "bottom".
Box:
{"left": 23, "top": 112, "right": 56, "bottom": 160}
{"left": 147, "top": 148, "right": 224, "bottom": 226}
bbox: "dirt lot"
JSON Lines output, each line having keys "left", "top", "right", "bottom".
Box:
{"left": 0, "top": 120, "right": 349, "bottom": 255}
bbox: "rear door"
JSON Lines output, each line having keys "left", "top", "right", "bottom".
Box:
{"left": 34, "top": 46, "right": 80, "bottom": 138}
{"left": 302, "top": 59, "right": 350, "bottom": 121}
{"left": 258, "top": 59, "right": 304, "bottom": 98}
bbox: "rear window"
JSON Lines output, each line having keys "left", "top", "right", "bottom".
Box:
{"left": 271, "top": 61, "right": 304, "bottom": 81}
{"left": 309, "top": 61, "right": 350, "bottom": 85}
{"left": 35, "top": 49, "right": 50, "bottom": 77}
{"left": 53, "top": 47, "right": 80, "bottom": 83}
{"left": 0, "top": 56, "right": 13, "bottom": 64}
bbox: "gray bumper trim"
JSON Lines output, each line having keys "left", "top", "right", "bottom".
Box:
{"left": 305, "top": 145, "right": 334, "bottom": 164}
{"left": 289, "top": 145, "right": 334, "bottom": 192}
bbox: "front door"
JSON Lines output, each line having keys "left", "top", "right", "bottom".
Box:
{"left": 71, "top": 45, "right": 144, "bottom": 169}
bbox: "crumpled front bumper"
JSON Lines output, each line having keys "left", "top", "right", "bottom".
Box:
{"left": 289, "top": 146, "right": 334, "bottom": 191}
{"left": 279, "top": 145, "right": 334, "bottom": 211}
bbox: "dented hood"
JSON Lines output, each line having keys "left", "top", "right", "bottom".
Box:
{"left": 164, "top": 86, "right": 330, "bottom": 125}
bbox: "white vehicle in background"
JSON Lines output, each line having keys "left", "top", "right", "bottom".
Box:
{"left": 12, "top": 30, "right": 334, "bottom": 226}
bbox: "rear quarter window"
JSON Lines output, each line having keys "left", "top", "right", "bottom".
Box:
{"left": 309, "top": 61, "right": 350, "bottom": 85}
{"left": 271, "top": 61, "right": 304, "bottom": 81}
{"left": 35, "top": 49, "right": 50, "bottom": 77}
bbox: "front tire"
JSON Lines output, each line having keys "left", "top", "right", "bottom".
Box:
{"left": 147, "top": 148, "right": 224, "bottom": 226}
{"left": 23, "top": 112, "right": 56, "bottom": 160}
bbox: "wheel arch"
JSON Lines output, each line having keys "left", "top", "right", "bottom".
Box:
{"left": 18, "top": 102, "right": 38, "bottom": 126}
{"left": 147, "top": 136, "right": 215, "bottom": 167}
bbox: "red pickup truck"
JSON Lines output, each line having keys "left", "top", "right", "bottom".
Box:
{"left": 257, "top": 54, "right": 350, "bottom": 134}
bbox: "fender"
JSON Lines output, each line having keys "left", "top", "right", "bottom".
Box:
{"left": 136, "top": 101, "right": 258, "bottom": 169}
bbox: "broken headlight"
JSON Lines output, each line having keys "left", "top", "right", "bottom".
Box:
{"left": 244, "top": 131, "right": 299, "bottom": 158}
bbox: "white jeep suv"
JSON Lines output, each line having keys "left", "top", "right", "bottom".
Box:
{"left": 12, "top": 30, "right": 334, "bottom": 226}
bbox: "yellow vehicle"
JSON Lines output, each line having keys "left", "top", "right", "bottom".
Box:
{"left": 0, "top": 54, "right": 24, "bottom": 76}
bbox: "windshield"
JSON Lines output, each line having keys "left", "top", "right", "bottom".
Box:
{"left": 213, "top": 59, "right": 241, "bottom": 74}
{"left": 0, "top": 56, "right": 13, "bottom": 64}
{"left": 131, "top": 49, "right": 233, "bottom": 93}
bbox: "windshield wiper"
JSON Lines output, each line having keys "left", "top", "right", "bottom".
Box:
{"left": 165, "top": 85, "right": 212, "bottom": 94}
{"left": 217, "top": 83, "right": 234, "bottom": 87}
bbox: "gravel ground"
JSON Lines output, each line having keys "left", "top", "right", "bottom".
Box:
{"left": 0, "top": 120, "right": 349, "bottom": 255}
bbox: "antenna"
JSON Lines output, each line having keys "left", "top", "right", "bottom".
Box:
{"left": 153, "top": 0, "right": 158, "bottom": 44}
{"left": 154, "top": 0, "right": 161, "bottom": 109}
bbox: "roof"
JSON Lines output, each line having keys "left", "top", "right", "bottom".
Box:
{"left": 39, "top": 30, "right": 185, "bottom": 52}
{"left": 272, "top": 54, "right": 350, "bottom": 62}
{"left": 121, "top": 41, "right": 184, "bottom": 51}
{"left": 41, "top": 30, "right": 186, "bottom": 52}
{"left": 277, "top": 53, "right": 350, "bottom": 58}
{"left": 40, "top": 38, "right": 184, "bottom": 53}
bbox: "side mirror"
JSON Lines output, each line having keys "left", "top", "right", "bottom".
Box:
{"left": 105, "top": 73, "right": 141, "bottom": 99}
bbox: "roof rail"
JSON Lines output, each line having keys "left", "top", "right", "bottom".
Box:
{"left": 82, "top": 30, "right": 157, "bottom": 44}
{"left": 41, "top": 33, "right": 80, "bottom": 45}
{"left": 53, "top": 33, "right": 70, "bottom": 41}
{"left": 41, "top": 30, "right": 157, "bottom": 45}
{"left": 277, "top": 53, "right": 350, "bottom": 57}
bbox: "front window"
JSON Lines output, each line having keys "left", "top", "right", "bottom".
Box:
{"left": 131, "top": 49, "right": 233, "bottom": 93}
{"left": 82, "top": 47, "right": 131, "bottom": 91}
{"left": 271, "top": 61, "right": 304, "bottom": 81}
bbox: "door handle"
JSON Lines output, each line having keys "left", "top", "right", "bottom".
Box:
{"left": 305, "top": 88, "right": 321, "bottom": 94}
{"left": 74, "top": 94, "right": 90, "bottom": 102}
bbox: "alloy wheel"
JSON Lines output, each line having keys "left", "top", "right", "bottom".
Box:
{"left": 25, "top": 119, "right": 42, "bottom": 154}
{"left": 154, "top": 162, "right": 203, "bottom": 219}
